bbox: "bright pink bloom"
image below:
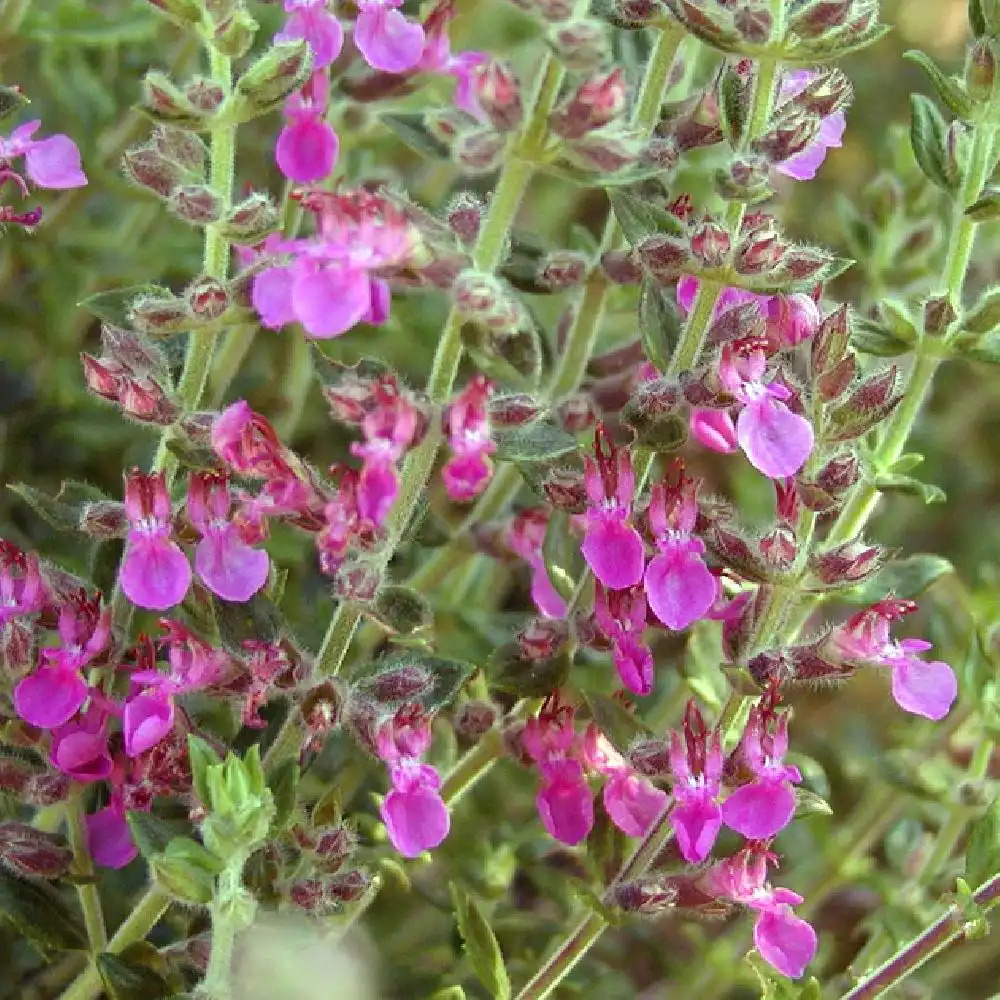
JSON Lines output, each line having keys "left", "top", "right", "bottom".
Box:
{"left": 507, "top": 509, "right": 567, "bottom": 620}
{"left": 0, "top": 120, "right": 87, "bottom": 189}
{"left": 830, "top": 599, "right": 957, "bottom": 720}
{"left": 581, "top": 424, "right": 645, "bottom": 591}
{"left": 276, "top": 73, "right": 339, "bottom": 183}
{"left": 667, "top": 701, "right": 723, "bottom": 862}
{"left": 122, "top": 689, "right": 174, "bottom": 759}
{"left": 774, "top": 70, "right": 846, "bottom": 181}
{"left": 85, "top": 799, "right": 137, "bottom": 869}
{"left": 719, "top": 347, "right": 814, "bottom": 479}
{"left": 120, "top": 470, "right": 191, "bottom": 611}
{"left": 766, "top": 294, "right": 820, "bottom": 347}
{"left": 188, "top": 471, "right": 270, "bottom": 603}
{"left": 212, "top": 401, "right": 294, "bottom": 480}
{"left": 676, "top": 275, "right": 766, "bottom": 316}
{"left": 722, "top": 704, "right": 801, "bottom": 840}
{"left": 376, "top": 706, "right": 449, "bottom": 857}
{"left": 354, "top": 0, "right": 425, "bottom": 74}
{"left": 417, "top": 0, "right": 488, "bottom": 120}
{"left": 703, "top": 846, "right": 817, "bottom": 979}
{"left": 643, "top": 471, "right": 716, "bottom": 631}
{"left": 50, "top": 705, "right": 113, "bottom": 782}
{"left": 443, "top": 375, "right": 495, "bottom": 501}
{"left": 277, "top": 0, "right": 344, "bottom": 68}
{"left": 317, "top": 467, "right": 365, "bottom": 575}
{"left": 593, "top": 583, "right": 654, "bottom": 695}
{"left": 0, "top": 542, "right": 47, "bottom": 626}
{"left": 690, "top": 408, "right": 739, "bottom": 455}
{"left": 14, "top": 590, "right": 110, "bottom": 729}
{"left": 536, "top": 758, "right": 594, "bottom": 845}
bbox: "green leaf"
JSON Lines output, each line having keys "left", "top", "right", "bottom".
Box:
{"left": 494, "top": 421, "right": 579, "bottom": 463}
{"left": 873, "top": 472, "right": 946, "bottom": 504}
{"left": 582, "top": 692, "right": 651, "bottom": 755}
{"left": 8, "top": 483, "right": 82, "bottom": 532}
{"left": 356, "top": 652, "right": 475, "bottom": 713}
{"left": 904, "top": 51, "right": 975, "bottom": 119}
{"left": 793, "top": 788, "right": 834, "bottom": 820}
{"left": 381, "top": 113, "right": 451, "bottom": 161}
{"left": 607, "top": 191, "right": 684, "bottom": 246}
{"left": 964, "top": 288, "right": 1000, "bottom": 333}
{"left": 638, "top": 278, "right": 682, "bottom": 371}
{"left": 213, "top": 592, "right": 285, "bottom": 653}
{"left": 969, "top": 0, "right": 988, "bottom": 36}
{"left": 0, "top": 870, "right": 87, "bottom": 953}
{"left": 450, "top": 883, "right": 511, "bottom": 1000}
{"left": 428, "top": 989, "right": 467, "bottom": 1000}
{"left": 0, "top": 84, "right": 29, "bottom": 121}
{"left": 367, "top": 586, "right": 434, "bottom": 636}
{"left": 966, "top": 795, "right": 1000, "bottom": 887}
{"left": 97, "top": 953, "right": 172, "bottom": 1000}
{"left": 845, "top": 554, "right": 954, "bottom": 604}
{"left": 187, "top": 735, "right": 222, "bottom": 807}
{"left": 151, "top": 837, "right": 222, "bottom": 905}
{"left": 267, "top": 757, "right": 300, "bottom": 831}
{"left": 126, "top": 811, "right": 194, "bottom": 860}
{"left": 965, "top": 186, "right": 1000, "bottom": 221}
{"left": 909, "top": 93, "right": 957, "bottom": 192}
{"left": 962, "top": 331, "right": 1000, "bottom": 364}
{"left": 78, "top": 284, "right": 169, "bottom": 328}
{"left": 542, "top": 510, "right": 583, "bottom": 603}
{"left": 851, "top": 318, "right": 913, "bottom": 356}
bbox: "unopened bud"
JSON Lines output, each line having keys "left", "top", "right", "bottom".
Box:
{"left": 557, "top": 392, "right": 597, "bottom": 433}
{"left": 454, "top": 129, "right": 508, "bottom": 172}
{"left": 788, "top": 0, "right": 852, "bottom": 37}
{"left": 333, "top": 558, "right": 383, "bottom": 602}
{"left": 714, "top": 155, "right": 773, "bottom": 203}
{"left": 0, "top": 823, "right": 73, "bottom": 880}
{"left": 141, "top": 71, "right": 206, "bottom": 127}
{"left": 734, "top": 216, "right": 786, "bottom": 274}
{"left": 81, "top": 353, "right": 124, "bottom": 400}
{"left": 185, "top": 77, "right": 225, "bottom": 114}
{"left": 120, "top": 377, "right": 180, "bottom": 425}
{"left": 549, "top": 68, "right": 627, "bottom": 139}
{"left": 636, "top": 234, "right": 692, "bottom": 282}
{"left": 612, "top": 876, "right": 679, "bottom": 914}
{"left": 301, "top": 680, "right": 345, "bottom": 736}
{"left": 565, "top": 130, "right": 639, "bottom": 172}
{"left": 220, "top": 192, "right": 279, "bottom": 244}
{"left": 517, "top": 618, "right": 570, "bottom": 660}
{"left": 539, "top": 250, "right": 588, "bottom": 290}
{"left": 813, "top": 540, "right": 883, "bottom": 584}
{"left": 473, "top": 60, "right": 524, "bottom": 132}
{"left": 816, "top": 354, "right": 856, "bottom": 401}
{"left": 186, "top": 276, "right": 230, "bottom": 320}
{"left": 370, "top": 665, "right": 432, "bottom": 702}
{"left": 213, "top": 9, "right": 259, "bottom": 58}
{"left": 600, "top": 249, "right": 643, "bottom": 284}
{"left": 542, "top": 466, "right": 588, "bottom": 513}
{"left": 122, "top": 145, "right": 186, "bottom": 197}
{"left": 144, "top": 0, "right": 202, "bottom": 23}
{"left": 690, "top": 219, "right": 731, "bottom": 268}
{"left": 967, "top": 37, "right": 997, "bottom": 102}
{"left": 454, "top": 700, "right": 498, "bottom": 741}
{"left": 734, "top": 4, "right": 773, "bottom": 42}
{"left": 130, "top": 293, "right": 191, "bottom": 335}
{"left": 627, "top": 738, "right": 672, "bottom": 777}
{"left": 446, "top": 192, "right": 483, "bottom": 245}
{"left": 79, "top": 501, "right": 129, "bottom": 539}
{"left": 169, "top": 184, "right": 223, "bottom": 225}
{"left": 22, "top": 773, "right": 71, "bottom": 806}
{"left": 489, "top": 393, "right": 544, "bottom": 427}
{"left": 548, "top": 19, "right": 609, "bottom": 71}
{"left": 235, "top": 40, "right": 314, "bottom": 113}
{"left": 814, "top": 452, "right": 861, "bottom": 494}
{"left": 923, "top": 294, "right": 957, "bottom": 336}
{"left": 811, "top": 304, "right": 851, "bottom": 373}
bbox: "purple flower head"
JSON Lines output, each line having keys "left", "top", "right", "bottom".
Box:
{"left": 537, "top": 758, "right": 594, "bottom": 845}
{"left": 376, "top": 703, "right": 434, "bottom": 765}
{"left": 677, "top": 275, "right": 767, "bottom": 317}
{"left": 774, "top": 70, "right": 846, "bottom": 181}
{"left": 0, "top": 541, "right": 47, "bottom": 627}
{"left": 667, "top": 700, "right": 724, "bottom": 862}
{"left": 187, "top": 471, "right": 270, "bottom": 603}
{"left": 276, "top": 72, "right": 339, "bottom": 184}
{"left": 766, "top": 293, "right": 821, "bottom": 347}
{"left": 690, "top": 408, "right": 739, "bottom": 455}
{"left": 317, "top": 466, "right": 365, "bottom": 575}
{"left": 50, "top": 704, "right": 113, "bottom": 782}
{"left": 354, "top": 0, "right": 425, "bottom": 74}
{"left": 277, "top": 0, "right": 344, "bottom": 68}
{"left": 381, "top": 759, "right": 450, "bottom": 857}
{"left": 122, "top": 688, "right": 174, "bottom": 759}
{"left": 581, "top": 424, "right": 645, "bottom": 590}
{"left": 644, "top": 467, "right": 717, "bottom": 631}
{"left": 830, "top": 599, "right": 958, "bottom": 720}
{"left": 417, "top": 0, "right": 488, "bottom": 120}
{"left": 85, "top": 798, "right": 137, "bottom": 869}
{"left": 443, "top": 374, "right": 495, "bottom": 501}
{"left": 119, "top": 469, "right": 192, "bottom": 611}
{"left": 252, "top": 189, "right": 419, "bottom": 340}
{"left": 507, "top": 509, "right": 567, "bottom": 619}
{"left": 212, "top": 401, "right": 295, "bottom": 480}
{"left": 43, "top": 589, "right": 111, "bottom": 673}
{"left": 0, "top": 119, "right": 87, "bottom": 189}
{"left": 593, "top": 583, "right": 654, "bottom": 695}
{"left": 722, "top": 695, "right": 801, "bottom": 840}
{"left": 719, "top": 346, "right": 814, "bottom": 479}
{"left": 703, "top": 845, "right": 817, "bottom": 979}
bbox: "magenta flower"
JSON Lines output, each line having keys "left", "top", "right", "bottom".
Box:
{"left": 722, "top": 705, "right": 801, "bottom": 840}
{"left": 506, "top": 509, "right": 567, "bottom": 620}
{"left": 122, "top": 688, "right": 174, "bottom": 759}
{"left": 187, "top": 471, "right": 270, "bottom": 603}
{"left": 677, "top": 275, "right": 765, "bottom": 316}
{"left": 14, "top": 590, "right": 110, "bottom": 729}
{"left": 276, "top": 0, "right": 344, "bottom": 68}
{"left": 212, "top": 401, "right": 296, "bottom": 480}
{"left": 0, "top": 120, "right": 87, "bottom": 189}
{"left": 85, "top": 798, "right": 137, "bottom": 869}
{"left": 581, "top": 424, "right": 645, "bottom": 591}
{"left": 830, "top": 599, "right": 958, "bottom": 721}
{"left": 376, "top": 705, "right": 450, "bottom": 857}
{"left": 703, "top": 846, "right": 817, "bottom": 979}
{"left": 537, "top": 758, "right": 594, "bottom": 845}
{"left": 417, "top": 0, "right": 488, "bottom": 120}
{"left": 0, "top": 541, "right": 47, "bottom": 627}
{"left": 354, "top": 0, "right": 425, "bottom": 74}
{"left": 667, "top": 701, "right": 723, "bottom": 863}
{"left": 718, "top": 346, "right": 814, "bottom": 479}
{"left": 774, "top": 70, "right": 846, "bottom": 182}
{"left": 252, "top": 189, "right": 418, "bottom": 340}
{"left": 593, "top": 583, "right": 654, "bottom": 695}
{"left": 119, "top": 470, "right": 192, "bottom": 611}
{"left": 644, "top": 474, "right": 717, "bottom": 631}
{"left": 443, "top": 374, "right": 495, "bottom": 501}
{"left": 50, "top": 705, "right": 113, "bottom": 782}
{"left": 275, "top": 72, "right": 339, "bottom": 183}
{"left": 317, "top": 467, "right": 365, "bottom": 575}
{"left": 690, "top": 407, "right": 739, "bottom": 455}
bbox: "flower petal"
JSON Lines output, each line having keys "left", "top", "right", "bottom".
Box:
{"left": 581, "top": 518, "right": 645, "bottom": 590}
{"left": 891, "top": 657, "right": 957, "bottom": 721}
{"left": 737, "top": 398, "right": 814, "bottom": 479}
{"left": 722, "top": 780, "right": 796, "bottom": 839}
{"left": 754, "top": 907, "right": 817, "bottom": 980}
{"left": 195, "top": 530, "right": 270, "bottom": 603}
{"left": 381, "top": 786, "right": 450, "bottom": 857}
{"left": 14, "top": 667, "right": 87, "bottom": 729}
{"left": 644, "top": 549, "right": 717, "bottom": 631}
{"left": 120, "top": 536, "right": 192, "bottom": 611}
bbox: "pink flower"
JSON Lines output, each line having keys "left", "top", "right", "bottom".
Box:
{"left": 376, "top": 706, "right": 449, "bottom": 857}
{"left": 507, "top": 509, "right": 567, "bottom": 619}
{"left": 721, "top": 702, "right": 801, "bottom": 840}
{"left": 766, "top": 294, "right": 820, "bottom": 347}
{"left": 212, "top": 401, "right": 295, "bottom": 480}
{"left": 719, "top": 347, "right": 814, "bottom": 479}
{"left": 187, "top": 471, "right": 270, "bottom": 603}
{"left": 581, "top": 424, "right": 645, "bottom": 590}
{"left": 277, "top": 0, "right": 344, "bottom": 68}
{"left": 122, "top": 689, "right": 174, "bottom": 758}
{"left": 317, "top": 467, "right": 365, "bottom": 575}
{"left": 644, "top": 472, "right": 717, "bottom": 631}
{"left": 354, "top": 0, "right": 425, "bottom": 74}
{"left": 0, "top": 120, "right": 87, "bottom": 189}
{"left": 830, "top": 599, "right": 958, "bottom": 720}
{"left": 50, "top": 705, "right": 113, "bottom": 782}
{"left": 774, "top": 70, "right": 846, "bottom": 181}
{"left": 690, "top": 408, "right": 739, "bottom": 455}
{"left": 0, "top": 541, "right": 47, "bottom": 627}
{"left": 667, "top": 701, "right": 723, "bottom": 863}
{"left": 703, "top": 846, "right": 817, "bottom": 979}
{"left": 417, "top": 0, "right": 488, "bottom": 120}
{"left": 120, "top": 470, "right": 192, "bottom": 611}
{"left": 275, "top": 73, "right": 339, "bottom": 183}
{"left": 85, "top": 799, "right": 137, "bottom": 869}
{"left": 443, "top": 375, "right": 495, "bottom": 501}
{"left": 676, "top": 275, "right": 765, "bottom": 316}
{"left": 593, "top": 583, "right": 654, "bottom": 695}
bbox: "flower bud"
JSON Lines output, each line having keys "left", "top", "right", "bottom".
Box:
{"left": 130, "top": 293, "right": 191, "bottom": 335}
{"left": 601, "top": 0, "right": 667, "bottom": 28}
{"left": 446, "top": 192, "right": 483, "bottom": 245}
{"left": 120, "top": 377, "right": 180, "bottom": 425}
{"left": 488, "top": 392, "right": 544, "bottom": 427}
{"left": 186, "top": 276, "right": 231, "bottom": 321}
{"left": 769, "top": 294, "right": 821, "bottom": 347}
{"left": 79, "top": 500, "right": 129, "bottom": 539}
{"left": 212, "top": 9, "right": 259, "bottom": 59}
{"left": 814, "top": 452, "right": 861, "bottom": 494}
{"left": 235, "top": 40, "right": 314, "bottom": 114}
{"left": 454, "top": 129, "right": 508, "bottom": 172}
{"left": 636, "top": 234, "right": 692, "bottom": 282}
{"left": 756, "top": 113, "right": 821, "bottom": 165}
{"left": 151, "top": 125, "right": 208, "bottom": 174}
{"left": 370, "top": 665, "right": 433, "bottom": 703}
{"left": 141, "top": 71, "right": 205, "bottom": 127}
{"left": 539, "top": 250, "right": 588, "bottom": 290}
{"left": 760, "top": 526, "right": 796, "bottom": 568}
{"left": 714, "top": 155, "right": 773, "bottom": 203}
{"left": 788, "top": 0, "right": 852, "bottom": 38}
{"left": 966, "top": 36, "right": 997, "bottom": 102}
{"left": 923, "top": 294, "right": 957, "bottom": 336}
{"left": 122, "top": 145, "right": 186, "bottom": 197}
{"left": 22, "top": 773, "right": 72, "bottom": 806}
{"left": 627, "top": 738, "right": 672, "bottom": 777}
{"left": 734, "top": 215, "right": 786, "bottom": 274}
{"left": 81, "top": 353, "right": 124, "bottom": 400}
{"left": 301, "top": 680, "right": 345, "bottom": 737}
{"left": 813, "top": 540, "right": 884, "bottom": 584}
{"left": 565, "top": 130, "right": 640, "bottom": 172}
{"left": 549, "top": 68, "right": 627, "bottom": 139}
{"left": 557, "top": 392, "right": 597, "bottom": 433}
{"left": 473, "top": 60, "right": 524, "bottom": 132}
{"left": 612, "top": 876, "right": 679, "bottom": 914}
{"left": 690, "top": 219, "right": 731, "bottom": 268}
{"left": 542, "top": 466, "right": 588, "bottom": 513}
{"left": 0, "top": 822, "right": 73, "bottom": 880}
{"left": 734, "top": 4, "right": 773, "bottom": 43}
{"left": 517, "top": 618, "right": 570, "bottom": 660}
{"left": 811, "top": 304, "right": 851, "bottom": 374}
{"left": 454, "top": 701, "right": 498, "bottom": 741}
{"left": 144, "top": 0, "right": 202, "bottom": 23}
{"left": 816, "top": 354, "right": 856, "bottom": 401}
{"left": 169, "top": 184, "right": 224, "bottom": 225}
{"left": 548, "top": 19, "right": 609, "bottom": 71}
{"left": 600, "top": 249, "right": 643, "bottom": 284}
{"left": 219, "top": 192, "right": 279, "bottom": 244}
{"left": 185, "top": 77, "right": 225, "bottom": 114}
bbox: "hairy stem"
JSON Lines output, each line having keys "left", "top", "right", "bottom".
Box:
{"left": 65, "top": 792, "right": 106, "bottom": 953}
{"left": 202, "top": 855, "right": 252, "bottom": 1000}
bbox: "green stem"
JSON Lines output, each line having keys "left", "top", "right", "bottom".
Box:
{"left": 65, "top": 793, "right": 106, "bottom": 953}
{"left": 202, "top": 855, "right": 251, "bottom": 1000}
{"left": 58, "top": 887, "right": 171, "bottom": 1000}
